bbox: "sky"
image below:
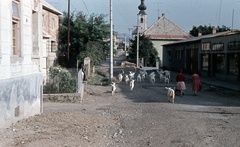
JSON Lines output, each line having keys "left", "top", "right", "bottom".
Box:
{"left": 46, "top": 0, "right": 240, "bottom": 37}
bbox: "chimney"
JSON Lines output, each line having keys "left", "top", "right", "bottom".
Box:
{"left": 162, "top": 13, "right": 165, "bottom": 17}
{"left": 212, "top": 27, "right": 217, "bottom": 34}
{"left": 158, "top": 17, "right": 160, "bottom": 20}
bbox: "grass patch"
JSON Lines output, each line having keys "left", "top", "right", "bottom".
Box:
{"left": 87, "top": 69, "right": 110, "bottom": 86}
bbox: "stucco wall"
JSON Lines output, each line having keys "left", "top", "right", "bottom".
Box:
{"left": 152, "top": 40, "right": 176, "bottom": 67}
{"left": 0, "top": 0, "right": 43, "bottom": 128}
{"left": 0, "top": 74, "right": 43, "bottom": 128}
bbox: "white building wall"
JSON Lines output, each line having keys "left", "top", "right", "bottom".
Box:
{"left": 152, "top": 40, "right": 175, "bottom": 67}
{"left": 0, "top": 0, "right": 43, "bottom": 128}
{"left": 0, "top": 0, "right": 11, "bottom": 79}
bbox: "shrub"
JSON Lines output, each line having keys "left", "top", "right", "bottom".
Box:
{"left": 44, "top": 66, "right": 76, "bottom": 93}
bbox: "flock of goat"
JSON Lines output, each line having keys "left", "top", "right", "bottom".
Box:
{"left": 111, "top": 68, "right": 175, "bottom": 103}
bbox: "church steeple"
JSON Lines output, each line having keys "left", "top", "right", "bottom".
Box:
{"left": 137, "top": 0, "right": 147, "bottom": 34}
{"left": 138, "top": 0, "right": 147, "bottom": 15}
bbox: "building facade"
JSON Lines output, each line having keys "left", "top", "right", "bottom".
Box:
{"left": 42, "top": 0, "right": 62, "bottom": 84}
{"left": 0, "top": 0, "right": 43, "bottom": 128}
{"left": 144, "top": 14, "right": 191, "bottom": 67}
{"left": 163, "top": 30, "right": 240, "bottom": 82}
{"left": 133, "top": 0, "right": 191, "bottom": 67}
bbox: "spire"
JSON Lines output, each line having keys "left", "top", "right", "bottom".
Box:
{"left": 138, "top": 0, "right": 147, "bottom": 11}
{"left": 138, "top": 0, "right": 147, "bottom": 15}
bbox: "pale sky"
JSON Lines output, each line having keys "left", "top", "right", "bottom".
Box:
{"left": 46, "top": 0, "right": 240, "bottom": 36}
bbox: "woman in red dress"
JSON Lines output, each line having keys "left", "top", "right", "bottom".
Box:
{"left": 192, "top": 73, "right": 200, "bottom": 96}
{"left": 176, "top": 70, "right": 186, "bottom": 96}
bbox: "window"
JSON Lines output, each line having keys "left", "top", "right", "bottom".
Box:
{"left": 42, "top": 14, "right": 45, "bottom": 28}
{"left": 51, "top": 41, "right": 57, "bottom": 52}
{"left": 12, "top": 21, "right": 19, "bottom": 55}
{"left": 140, "top": 18, "right": 143, "bottom": 23}
{"left": 51, "top": 17, "right": 55, "bottom": 30}
{"left": 12, "top": 0, "right": 21, "bottom": 56}
{"left": 229, "top": 54, "right": 238, "bottom": 75}
{"left": 228, "top": 41, "right": 240, "bottom": 50}
{"left": 202, "top": 54, "right": 209, "bottom": 71}
{"left": 167, "top": 51, "right": 172, "bottom": 61}
{"left": 216, "top": 54, "right": 225, "bottom": 73}
{"left": 202, "top": 43, "right": 211, "bottom": 51}
{"left": 212, "top": 43, "right": 224, "bottom": 51}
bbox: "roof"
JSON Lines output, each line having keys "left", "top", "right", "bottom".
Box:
{"left": 163, "top": 30, "right": 240, "bottom": 46}
{"left": 42, "top": 0, "right": 62, "bottom": 15}
{"left": 144, "top": 15, "right": 192, "bottom": 40}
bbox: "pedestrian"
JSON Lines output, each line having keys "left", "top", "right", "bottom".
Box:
{"left": 176, "top": 69, "right": 186, "bottom": 96}
{"left": 192, "top": 72, "right": 201, "bottom": 96}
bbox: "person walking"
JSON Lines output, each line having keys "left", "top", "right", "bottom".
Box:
{"left": 192, "top": 72, "right": 201, "bottom": 96}
{"left": 176, "top": 70, "right": 186, "bottom": 96}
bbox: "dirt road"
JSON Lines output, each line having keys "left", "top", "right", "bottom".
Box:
{"left": 1, "top": 74, "right": 240, "bottom": 147}
{"left": 1, "top": 51, "right": 240, "bottom": 147}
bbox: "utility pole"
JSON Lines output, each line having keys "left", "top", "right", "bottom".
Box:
{"left": 124, "top": 33, "right": 127, "bottom": 52}
{"left": 128, "top": 28, "right": 133, "bottom": 41}
{"left": 67, "top": 0, "right": 70, "bottom": 66}
{"left": 136, "top": 26, "right": 139, "bottom": 67}
{"left": 110, "top": 0, "right": 113, "bottom": 81}
{"left": 232, "top": 9, "right": 234, "bottom": 30}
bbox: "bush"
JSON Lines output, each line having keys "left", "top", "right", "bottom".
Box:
{"left": 44, "top": 66, "right": 76, "bottom": 93}
{"left": 87, "top": 69, "right": 110, "bottom": 86}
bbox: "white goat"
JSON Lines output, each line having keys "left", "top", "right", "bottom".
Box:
{"left": 159, "top": 73, "right": 165, "bottom": 82}
{"left": 129, "top": 79, "right": 135, "bottom": 91}
{"left": 164, "top": 75, "right": 170, "bottom": 84}
{"left": 137, "top": 74, "right": 141, "bottom": 82}
{"left": 165, "top": 87, "right": 175, "bottom": 103}
{"left": 149, "top": 73, "right": 156, "bottom": 84}
{"left": 118, "top": 73, "right": 123, "bottom": 83}
{"left": 164, "top": 70, "right": 171, "bottom": 83}
{"left": 111, "top": 82, "right": 116, "bottom": 95}
{"left": 149, "top": 71, "right": 156, "bottom": 77}
{"left": 139, "top": 70, "right": 147, "bottom": 81}
{"left": 120, "top": 69, "right": 125, "bottom": 75}
{"left": 129, "top": 71, "right": 135, "bottom": 80}
{"left": 125, "top": 74, "right": 130, "bottom": 84}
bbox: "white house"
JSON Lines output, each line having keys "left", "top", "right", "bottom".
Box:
{"left": 133, "top": 0, "right": 191, "bottom": 67}
{"left": 144, "top": 14, "right": 192, "bottom": 67}
{"left": 0, "top": 0, "right": 43, "bottom": 128}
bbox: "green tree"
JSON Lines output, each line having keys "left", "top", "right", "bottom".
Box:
{"left": 129, "top": 35, "right": 158, "bottom": 67}
{"left": 78, "top": 41, "right": 105, "bottom": 66}
{"left": 189, "top": 25, "right": 230, "bottom": 36}
{"left": 58, "top": 12, "right": 110, "bottom": 68}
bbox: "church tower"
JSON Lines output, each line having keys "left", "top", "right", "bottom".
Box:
{"left": 137, "top": 0, "right": 147, "bottom": 34}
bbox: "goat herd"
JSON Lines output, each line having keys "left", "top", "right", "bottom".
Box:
{"left": 111, "top": 68, "right": 175, "bottom": 103}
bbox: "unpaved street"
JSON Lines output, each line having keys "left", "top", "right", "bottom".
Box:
{"left": 0, "top": 71, "right": 240, "bottom": 147}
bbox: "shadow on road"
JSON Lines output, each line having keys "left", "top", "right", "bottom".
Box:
{"left": 102, "top": 50, "right": 240, "bottom": 107}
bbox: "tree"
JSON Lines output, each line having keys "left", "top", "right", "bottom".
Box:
{"left": 129, "top": 35, "right": 158, "bottom": 67}
{"left": 189, "top": 25, "right": 230, "bottom": 37}
{"left": 58, "top": 12, "right": 110, "bottom": 68}
{"left": 78, "top": 41, "right": 105, "bottom": 67}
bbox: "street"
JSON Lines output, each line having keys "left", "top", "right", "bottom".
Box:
{"left": 0, "top": 51, "right": 240, "bottom": 147}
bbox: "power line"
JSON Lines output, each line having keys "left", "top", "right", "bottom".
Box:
{"left": 112, "top": 1, "right": 135, "bottom": 33}
{"left": 81, "top": 0, "right": 89, "bottom": 14}
{"left": 154, "top": 1, "right": 163, "bottom": 17}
